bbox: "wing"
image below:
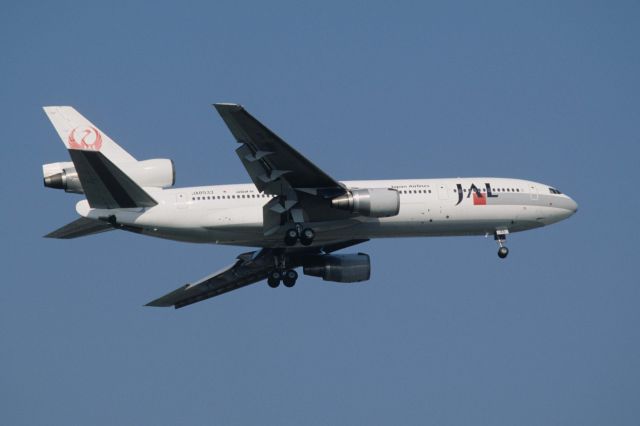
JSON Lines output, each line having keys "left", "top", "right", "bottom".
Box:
{"left": 146, "top": 239, "right": 368, "bottom": 309}
{"left": 214, "top": 103, "right": 345, "bottom": 195}
{"left": 214, "top": 104, "right": 354, "bottom": 234}
{"left": 146, "top": 249, "right": 273, "bottom": 309}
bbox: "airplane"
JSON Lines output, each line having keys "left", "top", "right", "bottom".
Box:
{"left": 41, "top": 104, "right": 578, "bottom": 309}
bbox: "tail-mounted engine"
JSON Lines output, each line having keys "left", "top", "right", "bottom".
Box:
{"left": 331, "top": 188, "right": 400, "bottom": 218}
{"left": 302, "top": 253, "right": 371, "bottom": 283}
{"left": 42, "top": 161, "right": 83, "bottom": 193}
{"left": 43, "top": 158, "right": 176, "bottom": 194}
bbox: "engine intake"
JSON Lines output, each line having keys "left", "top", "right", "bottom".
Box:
{"left": 303, "top": 253, "right": 371, "bottom": 283}
{"left": 331, "top": 188, "right": 400, "bottom": 217}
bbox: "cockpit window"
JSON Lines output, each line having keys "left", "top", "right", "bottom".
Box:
{"left": 548, "top": 187, "right": 562, "bottom": 194}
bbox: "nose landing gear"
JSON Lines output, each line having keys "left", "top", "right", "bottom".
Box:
{"left": 495, "top": 230, "right": 509, "bottom": 259}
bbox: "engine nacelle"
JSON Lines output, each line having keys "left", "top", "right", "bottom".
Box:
{"left": 125, "top": 159, "right": 175, "bottom": 189}
{"left": 303, "top": 253, "right": 371, "bottom": 283}
{"left": 42, "top": 161, "right": 83, "bottom": 193}
{"left": 331, "top": 188, "right": 400, "bottom": 217}
{"left": 43, "top": 158, "right": 175, "bottom": 193}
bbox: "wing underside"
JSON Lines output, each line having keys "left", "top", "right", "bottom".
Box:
{"left": 147, "top": 240, "right": 368, "bottom": 309}
{"left": 146, "top": 251, "right": 271, "bottom": 308}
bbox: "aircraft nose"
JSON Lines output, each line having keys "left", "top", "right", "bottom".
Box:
{"left": 567, "top": 196, "right": 578, "bottom": 214}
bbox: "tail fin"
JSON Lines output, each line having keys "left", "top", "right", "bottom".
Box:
{"left": 43, "top": 106, "right": 136, "bottom": 167}
{"left": 43, "top": 106, "right": 157, "bottom": 209}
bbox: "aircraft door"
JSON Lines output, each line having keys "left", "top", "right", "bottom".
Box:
{"left": 529, "top": 185, "right": 539, "bottom": 200}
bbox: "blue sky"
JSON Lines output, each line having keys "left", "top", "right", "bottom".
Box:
{"left": 1, "top": 1, "right": 639, "bottom": 425}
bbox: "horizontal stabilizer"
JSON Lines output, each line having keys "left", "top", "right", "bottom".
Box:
{"left": 45, "top": 217, "right": 113, "bottom": 239}
{"left": 68, "top": 149, "right": 157, "bottom": 209}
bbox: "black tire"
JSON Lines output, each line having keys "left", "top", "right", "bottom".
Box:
{"left": 268, "top": 270, "right": 282, "bottom": 288}
{"left": 498, "top": 247, "right": 509, "bottom": 259}
{"left": 300, "top": 228, "right": 315, "bottom": 246}
{"left": 284, "top": 228, "right": 298, "bottom": 246}
{"left": 283, "top": 269, "right": 298, "bottom": 288}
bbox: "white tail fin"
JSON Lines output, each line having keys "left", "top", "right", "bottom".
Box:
{"left": 43, "top": 106, "right": 136, "bottom": 166}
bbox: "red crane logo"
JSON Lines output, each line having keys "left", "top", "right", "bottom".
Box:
{"left": 68, "top": 126, "right": 102, "bottom": 151}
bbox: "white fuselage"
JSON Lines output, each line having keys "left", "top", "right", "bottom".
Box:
{"left": 76, "top": 177, "right": 577, "bottom": 248}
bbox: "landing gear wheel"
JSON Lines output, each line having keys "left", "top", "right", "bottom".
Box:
{"left": 267, "top": 277, "right": 280, "bottom": 288}
{"left": 282, "top": 269, "right": 298, "bottom": 287}
{"left": 284, "top": 228, "right": 299, "bottom": 246}
{"left": 494, "top": 230, "right": 509, "bottom": 259}
{"left": 268, "top": 270, "right": 282, "bottom": 288}
{"left": 299, "top": 228, "right": 315, "bottom": 246}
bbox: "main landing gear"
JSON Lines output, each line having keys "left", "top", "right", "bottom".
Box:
{"left": 284, "top": 224, "right": 315, "bottom": 246}
{"left": 267, "top": 253, "right": 298, "bottom": 288}
{"left": 495, "top": 230, "right": 509, "bottom": 259}
{"left": 267, "top": 269, "right": 298, "bottom": 288}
